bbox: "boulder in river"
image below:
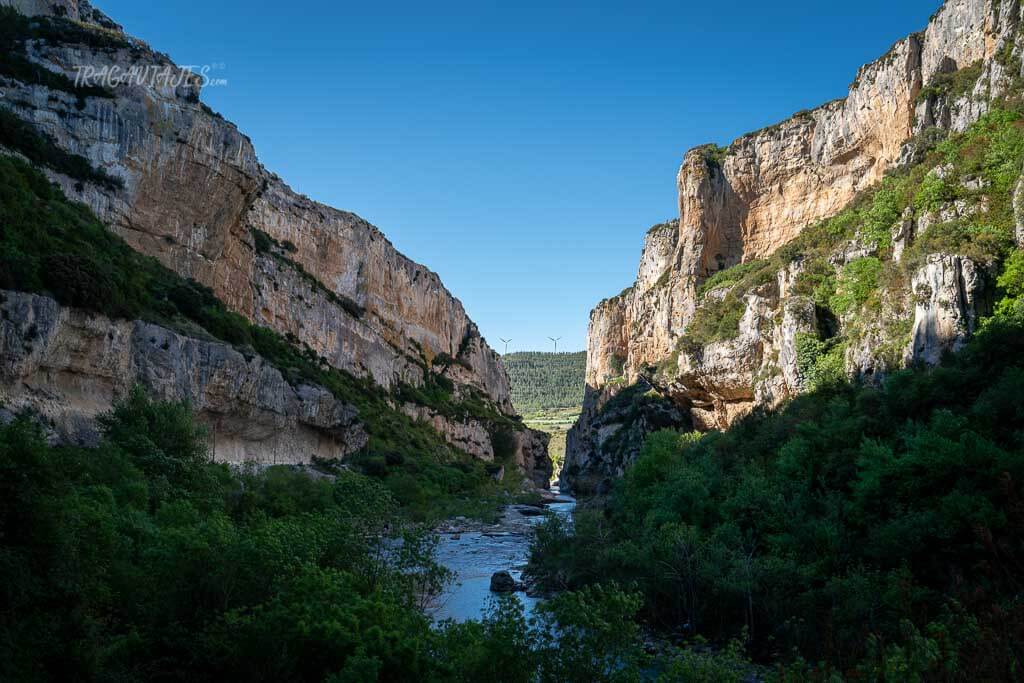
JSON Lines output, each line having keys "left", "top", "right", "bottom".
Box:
{"left": 489, "top": 571, "right": 519, "bottom": 592}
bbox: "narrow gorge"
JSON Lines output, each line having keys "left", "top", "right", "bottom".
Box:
{"left": 5, "top": 0, "right": 1024, "bottom": 678}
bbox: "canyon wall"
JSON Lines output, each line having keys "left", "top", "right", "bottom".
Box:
{"left": 0, "top": 0, "right": 550, "bottom": 483}
{"left": 564, "top": 0, "right": 1023, "bottom": 492}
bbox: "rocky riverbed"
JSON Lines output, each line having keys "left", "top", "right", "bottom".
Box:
{"left": 427, "top": 489, "right": 574, "bottom": 622}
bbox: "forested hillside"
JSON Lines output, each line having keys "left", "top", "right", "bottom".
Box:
{"left": 503, "top": 351, "right": 586, "bottom": 414}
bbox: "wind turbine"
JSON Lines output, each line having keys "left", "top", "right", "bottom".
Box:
{"left": 548, "top": 336, "right": 561, "bottom": 353}
{"left": 499, "top": 338, "right": 512, "bottom": 355}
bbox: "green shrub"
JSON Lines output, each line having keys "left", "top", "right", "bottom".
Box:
{"left": 913, "top": 171, "right": 956, "bottom": 212}
{"left": 681, "top": 292, "right": 746, "bottom": 350}
{"left": 830, "top": 257, "right": 883, "bottom": 316}
{"left": 915, "top": 60, "right": 984, "bottom": 104}
{"left": 794, "top": 332, "right": 847, "bottom": 391}
{"left": 697, "top": 259, "right": 770, "bottom": 297}
{"left": 698, "top": 143, "right": 729, "bottom": 171}
{"left": 998, "top": 249, "right": 1024, "bottom": 299}
{"left": 860, "top": 175, "right": 908, "bottom": 247}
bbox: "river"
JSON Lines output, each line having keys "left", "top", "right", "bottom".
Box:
{"left": 427, "top": 488, "right": 575, "bottom": 622}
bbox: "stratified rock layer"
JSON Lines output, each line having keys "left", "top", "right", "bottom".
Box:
{"left": 0, "top": 291, "right": 367, "bottom": 462}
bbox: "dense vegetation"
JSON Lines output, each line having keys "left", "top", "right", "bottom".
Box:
{"left": 0, "top": 150, "right": 521, "bottom": 519}
{"left": 530, "top": 265, "right": 1024, "bottom": 678}
{"left": 0, "top": 389, "right": 719, "bottom": 682}
{"left": 503, "top": 351, "right": 586, "bottom": 414}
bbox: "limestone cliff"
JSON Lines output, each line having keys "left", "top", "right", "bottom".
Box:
{"left": 0, "top": 290, "right": 368, "bottom": 463}
{"left": 0, "top": 0, "right": 551, "bottom": 484}
{"left": 565, "top": 0, "right": 1022, "bottom": 492}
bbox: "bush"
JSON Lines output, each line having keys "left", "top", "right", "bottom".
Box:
{"left": 697, "top": 259, "right": 769, "bottom": 297}
{"left": 860, "top": 175, "right": 908, "bottom": 248}
{"left": 829, "top": 257, "right": 883, "bottom": 316}
{"left": 0, "top": 390, "right": 461, "bottom": 680}
{"left": 915, "top": 60, "right": 984, "bottom": 104}
{"left": 794, "top": 332, "right": 847, "bottom": 390}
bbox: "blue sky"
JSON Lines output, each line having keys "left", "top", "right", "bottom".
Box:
{"left": 101, "top": 0, "right": 940, "bottom": 352}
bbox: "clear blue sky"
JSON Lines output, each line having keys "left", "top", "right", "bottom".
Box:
{"left": 100, "top": 0, "right": 940, "bottom": 352}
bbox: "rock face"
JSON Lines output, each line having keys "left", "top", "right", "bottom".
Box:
{"left": 565, "top": 0, "right": 1019, "bottom": 492}
{"left": 0, "top": 1, "right": 551, "bottom": 483}
{"left": 514, "top": 428, "right": 554, "bottom": 489}
{"left": 0, "top": 291, "right": 367, "bottom": 462}
{"left": 564, "top": 380, "right": 687, "bottom": 495}
{"left": 906, "top": 254, "right": 990, "bottom": 365}
{"left": 0, "top": 6, "right": 511, "bottom": 407}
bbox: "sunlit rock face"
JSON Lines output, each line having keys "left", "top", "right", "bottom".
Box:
{"left": 0, "top": 291, "right": 368, "bottom": 463}
{"left": 564, "top": 0, "right": 1021, "bottom": 492}
{"left": 1, "top": 6, "right": 512, "bottom": 407}
{"left": 0, "top": 0, "right": 550, "bottom": 481}
{"left": 905, "top": 254, "right": 990, "bottom": 366}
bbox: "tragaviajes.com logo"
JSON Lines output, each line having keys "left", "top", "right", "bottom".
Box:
{"left": 73, "top": 64, "right": 228, "bottom": 89}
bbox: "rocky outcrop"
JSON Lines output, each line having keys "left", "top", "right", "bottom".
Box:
{"left": 400, "top": 404, "right": 496, "bottom": 462}
{"left": 0, "top": 290, "right": 367, "bottom": 462}
{"left": 586, "top": 0, "right": 1020, "bottom": 392}
{"left": 0, "top": 1, "right": 550, "bottom": 481}
{"left": 565, "top": 0, "right": 1019, "bottom": 491}
{"left": 0, "top": 0, "right": 109, "bottom": 22}
{"left": 906, "top": 254, "right": 990, "bottom": 365}
{"left": 513, "top": 428, "right": 553, "bottom": 490}
{"left": 563, "top": 380, "right": 687, "bottom": 495}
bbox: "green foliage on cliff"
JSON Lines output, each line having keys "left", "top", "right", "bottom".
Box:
{"left": 829, "top": 256, "right": 883, "bottom": 315}
{"left": 503, "top": 351, "right": 586, "bottom": 414}
{"left": 676, "top": 109, "right": 1024, "bottom": 372}
{"left": 682, "top": 258, "right": 779, "bottom": 350}
{"left": 530, "top": 285, "right": 1024, "bottom": 678}
{"left": 915, "top": 60, "right": 984, "bottom": 104}
{"left": 698, "top": 143, "right": 729, "bottom": 170}
{"left": 0, "top": 153, "right": 520, "bottom": 519}
{"left": 697, "top": 258, "right": 770, "bottom": 297}
{"left": 0, "top": 8, "right": 119, "bottom": 109}
{"left": 997, "top": 248, "right": 1024, "bottom": 306}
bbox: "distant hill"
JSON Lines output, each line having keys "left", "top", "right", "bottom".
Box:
{"left": 503, "top": 351, "right": 586, "bottom": 415}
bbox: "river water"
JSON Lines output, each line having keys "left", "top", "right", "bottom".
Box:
{"left": 427, "top": 490, "right": 575, "bottom": 622}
